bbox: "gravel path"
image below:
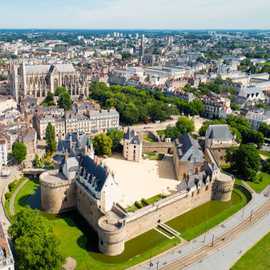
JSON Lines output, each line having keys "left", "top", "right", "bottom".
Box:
{"left": 9, "top": 178, "right": 28, "bottom": 216}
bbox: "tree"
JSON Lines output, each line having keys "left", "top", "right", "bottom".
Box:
{"left": 107, "top": 129, "right": 124, "bottom": 152}
{"left": 45, "top": 123, "right": 56, "bottom": 153}
{"left": 228, "top": 144, "right": 261, "bottom": 181}
{"left": 259, "top": 123, "right": 270, "bottom": 138}
{"left": 93, "top": 133, "right": 113, "bottom": 156}
{"left": 54, "top": 86, "right": 67, "bottom": 96}
{"left": 57, "top": 90, "right": 72, "bottom": 111}
{"left": 33, "top": 154, "right": 44, "bottom": 168}
{"left": 42, "top": 92, "right": 55, "bottom": 107}
{"left": 9, "top": 209, "right": 63, "bottom": 270}
{"left": 12, "top": 142, "right": 27, "bottom": 164}
{"left": 176, "top": 116, "right": 194, "bottom": 134}
{"left": 241, "top": 129, "right": 264, "bottom": 149}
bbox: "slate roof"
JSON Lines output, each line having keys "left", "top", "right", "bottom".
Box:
{"left": 25, "top": 65, "right": 50, "bottom": 74}
{"left": 176, "top": 134, "right": 204, "bottom": 163}
{"left": 124, "top": 127, "right": 141, "bottom": 144}
{"left": 79, "top": 155, "right": 108, "bottom": 196}
{"left": 49, "top": 64, "right": 76, "bottom": 74}
{"left": 205, "top": 125, "right": 233, "bottom": 141}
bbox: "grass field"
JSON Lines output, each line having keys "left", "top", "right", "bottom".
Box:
{"left": 232, "top": 231, "right": 270, "bottom": 270}
{"left": 11, "top": 180, "right": 250, "bottom": 270}
{"left": 245, "top": 172, "right": 270, "bottom": 193}
{"left": 167, "top": 187, "right": 250, "bottom": 240}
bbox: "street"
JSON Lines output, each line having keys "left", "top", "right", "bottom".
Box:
{"left": 130, "top": 187, "right": 270, "bottom": 270}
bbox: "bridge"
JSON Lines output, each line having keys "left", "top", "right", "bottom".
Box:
{"left": 22, "top": 168, "right": 46, "bottom": 177}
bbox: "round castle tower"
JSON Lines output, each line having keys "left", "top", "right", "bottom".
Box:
{"left": 97, "top": 215, "right": 126, "bottom": 256}
{"left": 212, "top": 172, "right": 235, "bottom": 202}
{"left": 40, "top": 170, "right": 76, "bottom": 214}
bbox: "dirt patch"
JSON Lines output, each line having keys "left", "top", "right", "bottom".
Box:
{"left": 62, "top": 257, "right": 77, "bottom": 270}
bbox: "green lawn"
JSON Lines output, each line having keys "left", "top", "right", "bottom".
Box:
{"left": 11, "top": 180, "right": 250, "bottom": 270}
{"left": 167, "top": 187, "right": 250, "bottom": 240}
{"left": 232, "top": 231, "right": 270, "bottom": 270}
{"left": 143, "top": 152, "right": 164, "bottom": 160}
{"left": 143, "top": 134, "right": 156, "bottom": 143}
{"left": 259, "top": 150, "right": 270, "bottom": 159}
{"left": 157, "top": 130, "right": 166, "bottom": 137}
{"left": 126, "top": 194, "right": 166, "bottom": 212}
{"left": 245, "top": 172, "right": 270, "bottom": 193}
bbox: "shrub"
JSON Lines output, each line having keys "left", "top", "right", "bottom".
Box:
{"left": 135, "top": 201, "right": 143, "bottom": 209}
{"left": 5, "top": 192, "right": 11, "bottom": 201}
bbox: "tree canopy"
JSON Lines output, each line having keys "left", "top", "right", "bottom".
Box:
{"left": 164, "top": 116, "right": 195, "bottom": 140}
{"left": 227, "top": 144, "right": 261, "bottom": 181}
{"left": 45, "top": 123, "right": 57, "bottom": 153}
{"left": 42, "top": 92, "right": 55, "bottom": 107}
{"left": 89, "top": 82, "right": 204, "bottom": 125}
{"left": 93, "top": 133, "right": 113, "bottom": 156}
{"left": 9, "top": 208, "right": 63, "bottom": 270}
{"left": 107, "top": 128, "right": 124, "bottom": 152}
{"left": 12, "top": 141, "right": 27, "bottom": 164}
{"left": 57, "top": 87, "right": 72, "bottom": 111}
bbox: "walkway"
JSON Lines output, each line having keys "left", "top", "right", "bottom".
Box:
{"left": 130, "top": 189, "right": 270, "bottom": 270}
{"left": 9, "top": 178, "right": 28, "bottom": 216}
{"left": 0, "top": 166, "right": 21, "bottom": 232}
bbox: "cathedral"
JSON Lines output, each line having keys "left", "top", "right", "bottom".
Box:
{"left": 9, "top": 62, "right": 89, "bottom": 102}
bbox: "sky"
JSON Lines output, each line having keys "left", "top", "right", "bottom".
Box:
{"left": 1, "top": 0, "right": 270, "bottom": 29}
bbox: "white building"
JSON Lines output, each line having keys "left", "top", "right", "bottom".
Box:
{"left": 0, "top": 222, "right": 14, "bottom": 270}
{"left": 238, "top": 85, "right": 266, "bottom": 104}
{"left": 35, "top": 109, "right": 120, "bottom": 139}
{"left": 203, "top": 95, "right": 232, "bottom": 119}
{"left": 245, "top": 110, "right": 270, "bottom": 130}
{"left": 0, "top": 136, "right": 8, "bottom": 168}
{"left": 0, "top": 96, "right": 17, "bottom": 116}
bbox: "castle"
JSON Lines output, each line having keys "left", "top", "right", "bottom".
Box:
{"left": 40, "top": 126, "right": 235, "bottom": 256}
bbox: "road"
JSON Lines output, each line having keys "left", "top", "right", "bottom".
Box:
{"left": 130, "top": 188, "right": 270, "bottom": 270}
{"left": 130, "top": 116, "right": 205, "bottom": 133}
{"left": 0, "top": 166, "right": 21, "bottom": 232}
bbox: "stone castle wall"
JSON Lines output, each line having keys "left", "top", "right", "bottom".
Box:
{"left": 40, "top": 176, "right": 76, "bottom": 214}
{"left": 75, "top": 182, "right": 103, "bottom": 230}
{"left": 212, "top": 178, "right": 235, "bottom": 202}
{"left": 142, "top": 142, "right": 173, "bottom": 154}
{"left": 124, "top": 184, "right": 213, "bottom": 241}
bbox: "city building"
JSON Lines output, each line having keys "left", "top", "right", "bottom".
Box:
{"left": 0, "top": 222, "right": 14, "bottom": 270}
{"left": 34, "top": 108, "right": 120, "bottom": 139}
{"left": 245, "top": 110, "right": 270, "bottom": 130}
{"left": 205, "top": 125, "right": 238, "bottom": 166}
{"left": 203, "top": 94, "right": 232, "bottom": 119}
{"left": 0, "top": 135, "right": 8, "bottom": 168}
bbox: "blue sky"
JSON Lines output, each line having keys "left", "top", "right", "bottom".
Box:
{"left": 1, "top": 0, "right": 270, "bottom": 29}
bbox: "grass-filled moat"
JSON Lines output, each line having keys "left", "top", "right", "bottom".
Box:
{"left": 9, "top": 179, "right": 251, "bottom": 270}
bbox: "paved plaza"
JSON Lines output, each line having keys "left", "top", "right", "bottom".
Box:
{"left": 103, "top": 154, "right": 179, "bottom": 207}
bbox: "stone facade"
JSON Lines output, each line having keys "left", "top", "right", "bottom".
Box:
{"left": 40, "top": 170, "right": 76, "bottom": 214}
{"left": 40, "top": 132, "right": 235, "bottom": 257}
{"left": 10, "top": 62, "right": 89, "bottom": 102}
{"left": 123, "top": 128, "right": 142, "bottom": 162}
{"left": 35, "top": 109, "right": 120, "bottom": 139}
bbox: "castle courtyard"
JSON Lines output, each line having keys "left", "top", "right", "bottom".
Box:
{"left": 103, "top": 154, "right": 179, "bottom": 207}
